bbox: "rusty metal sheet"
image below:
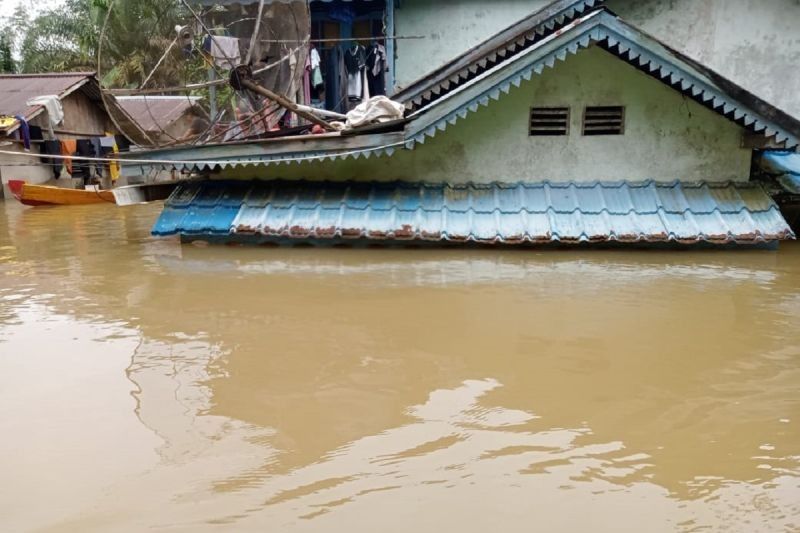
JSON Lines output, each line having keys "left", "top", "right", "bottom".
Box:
{"left": 152, "top": 179, "right": 795, "bottom": 246}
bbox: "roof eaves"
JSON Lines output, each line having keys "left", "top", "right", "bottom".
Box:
{"left": 119, "top": 131, "right": 405, "bottom": 174}
{"left": 404, "top": 10, "right": 800, "bottom": 150}
{"left": 395, "top": 0, "right": 606, "bottom": 111}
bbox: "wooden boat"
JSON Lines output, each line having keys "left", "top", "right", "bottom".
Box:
{"left": 8, "top": 180, "right": 116, "bottom": 206}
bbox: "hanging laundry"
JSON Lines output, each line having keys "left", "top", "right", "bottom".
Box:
{"left": 91, "top": 138, "right": 103, "bottom": 178}
{"left": 60, "top": 139, "right": 77, "bottom": 176}
{"left": 310, "top": 47, "right": 323, "bottom": 89}
{"left": 39, "top": 140, "right": 63, "bottom": 179}
{"left": 203, "top": 35, "right": 241, "bottom": 70}
{"left": 366, "top": 42, "right": 387, "bottom": 96}
{"left": 100, "top": 135, "right": 120, "bottom": 181}
{"left": 75, "top": 139, "right": 95, "bottom": 182}
{"left": 26, "top": 95, "right": 64, "bottom": 127}
{"left": 14, "top": 115, "right": 30, "bottom": 150}
{"left": 0, "top": 116, "right": 16, "bottom": 129}
{"left": 303, "top": 52, "right": 312, "bottom": 106}
{"left": 29, "top": 126, "right": 43, "bottom": 142}
{"left": 325, "top": 47, "right": 343, "bottom": 113}
{"left": 344, "top": 44, "right": 367, "bottom": 101}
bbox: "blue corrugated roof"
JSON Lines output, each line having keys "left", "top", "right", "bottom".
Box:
{"left": 152, "top": 180, "right": 794, "bottom": 245}
{"left": 760, "top": 151, "right": 800, "bottom": 194}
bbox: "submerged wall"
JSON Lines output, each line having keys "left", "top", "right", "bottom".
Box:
{"left": 393, "top": 0, "right": 549, "bottom": 90}
{"left": 607, "top": 0, "right": 800, "bottom": 120}
{"left": 0, "top": 143, "right": 53, "bottom": 199}
{"left": 224, "top": 46, "right": 751, "bottom": 184}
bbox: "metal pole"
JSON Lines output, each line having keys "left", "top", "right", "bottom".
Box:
{"left": 208, "top": 68, "right": 217, "bottom": 119}
{"left": 385, "top": 0, "right": 395, "bottom": 95}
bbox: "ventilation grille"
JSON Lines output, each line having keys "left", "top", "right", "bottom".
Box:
{"left": 529, "top": 107, "right": 570, "bottom": 136}
{"left": 583, "top": 106, "right": 625, "bottom": 135}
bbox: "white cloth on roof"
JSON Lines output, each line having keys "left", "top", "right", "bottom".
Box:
{"left": 207, "top": 36, "right": 241, "bottom": 69}
{"left": 345, "top": 96, "right": 405, "bottom": 129}
{"left": 26, "top": 95, "right": 64, "bottom": 127}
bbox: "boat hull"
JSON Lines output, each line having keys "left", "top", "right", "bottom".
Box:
{"left": 8, "top": 180, "right": 116, "bottom": 206}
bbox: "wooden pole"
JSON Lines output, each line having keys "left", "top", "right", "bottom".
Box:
{"left": 239, "top": 78, "right": 337, "bottom": 132}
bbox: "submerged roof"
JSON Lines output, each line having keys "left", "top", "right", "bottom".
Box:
{"left": 152, "top": 180, "right": 794, "bottom": 245}
{"left": 0, "top": 72, "right": 97, "bottom": 132}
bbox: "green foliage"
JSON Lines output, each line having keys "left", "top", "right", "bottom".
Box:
{"left": 0, "top": 0, "right": 207, "bottom": 90}
{"left": 0, "top": 37, "right": 15, "bottom": 73}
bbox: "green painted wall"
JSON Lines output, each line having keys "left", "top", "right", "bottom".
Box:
{"left": 221, "top": 46, "right": 751, "bottom": 184}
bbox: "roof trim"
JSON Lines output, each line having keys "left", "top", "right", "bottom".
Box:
{"left": 394, "top": 0, "right": 606, "bottom": 111}
{"left": 405, "top": 10, "right": 800, "bottom": 150}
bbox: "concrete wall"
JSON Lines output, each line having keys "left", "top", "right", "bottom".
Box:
{"left": 0, "top": 143, "right": 54, "bottom": 199}
{"left": 394, "top": 0, "right": 549, "bottom": 90}
{"left": 392, "top": 0, "right": 800, "bottom": 120}
{"left": 607, "top": 0, "right": 800, "bottom": 119}
{"left": 227, "top": 46, "right": 751, "bottom": 184}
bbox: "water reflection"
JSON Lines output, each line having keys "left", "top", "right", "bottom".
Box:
{"left": 0, "top": 200, "right": 799, "bottom": 531}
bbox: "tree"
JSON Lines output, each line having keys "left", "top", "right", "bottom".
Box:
{"left": 16, "top": 0, "right": 97, "bottom": 73}
{"left": 0, "top": 37, "right": 15, "bottom": 73}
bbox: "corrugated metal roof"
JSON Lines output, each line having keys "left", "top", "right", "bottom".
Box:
{"left": 0, "top": 72, "right": 96, "bottom": 128}
{"left": 152, "top": 180, "right": 794, "bottom": 245}
{"left": 760, "top": 151, "right": 800, "bottom": 194}
{"left": 116, "top": 96, "right": 202, "bottom": 134}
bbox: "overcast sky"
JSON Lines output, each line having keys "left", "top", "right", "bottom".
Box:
{"left": 0, "top": 0, "right": 61, "bottom": 23}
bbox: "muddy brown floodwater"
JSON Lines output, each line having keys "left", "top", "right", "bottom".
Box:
{"left": 0, "top": 200, "right": 799, "bottom": 532}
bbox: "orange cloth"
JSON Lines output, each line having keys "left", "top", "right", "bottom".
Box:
{"left": 60, "top": 140, "right": 77, "bottom": 175}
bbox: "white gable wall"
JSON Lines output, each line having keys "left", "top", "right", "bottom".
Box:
{"left": 222, "top": 46, "right": 752, "bottom": 184}
{"left": 390, "top": 46, "right": 752, "bottom": 183}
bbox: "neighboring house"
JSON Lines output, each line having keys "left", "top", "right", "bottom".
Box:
{"left": 193, "top": 0, "right": 800, "bottom": 118}
{"left": 127, "top": 0, "right": 799, "bottom": 248}
{"left": 0, "top": 72, "right": 142, "bottom": 198}
{"left": 116, "top": 96, "right": 208, "bottom": 145}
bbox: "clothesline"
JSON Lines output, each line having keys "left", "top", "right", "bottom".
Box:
{"left": 0, "top": 140, "right": 407, "bottom": 168}
{"left": 264, "top": 35, "right": 424, "bottom": 44}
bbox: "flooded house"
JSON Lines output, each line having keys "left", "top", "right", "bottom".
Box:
{"left": 0, "top": 72, "right": 152, "bottom": 199}
{"left": 122, "top": 0, "right": 800, "bottom": 248}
